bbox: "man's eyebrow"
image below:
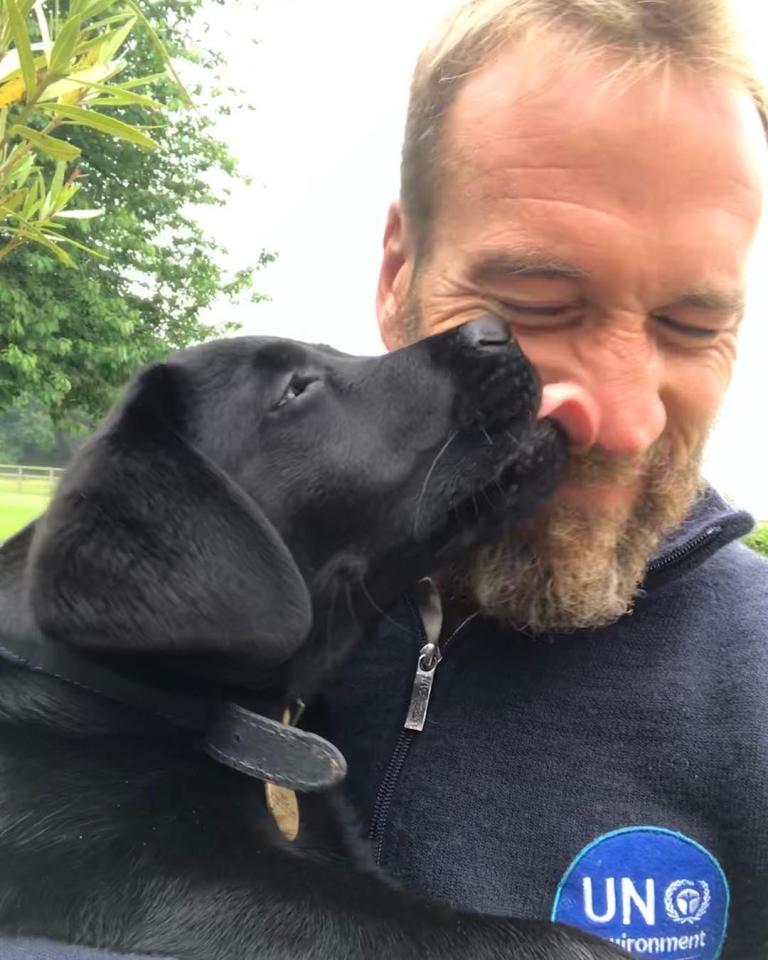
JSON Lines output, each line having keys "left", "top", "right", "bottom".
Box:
{"left": 670, "top": 289, "right": 746, "bottom": 314}
{"left": 468, "top": 253, "right": 746, "bottom": 314}
{"left": 467, "top": 251, "right": 745, "bottom": 315}
{"left": 467, "top": 251, "right": 589, "bottom": 283}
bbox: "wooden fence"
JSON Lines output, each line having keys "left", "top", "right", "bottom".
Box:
{"left": 0, "top": 463, "right": 64, "bottom": 496}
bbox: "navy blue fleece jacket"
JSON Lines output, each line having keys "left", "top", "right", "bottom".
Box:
{"left": 3, "top": 489, "right": 765, "bottom": 959}
{"left": 325, "top": 488, "right": 767, "bottom": 960}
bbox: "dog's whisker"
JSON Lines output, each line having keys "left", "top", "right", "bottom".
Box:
{"left": 413, "top": 431, "right": 459, "bottom": 539}
{"left": 480, "top": 426, "right": 493, "bottom": 446}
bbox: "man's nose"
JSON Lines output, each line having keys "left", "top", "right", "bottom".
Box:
{"left": 539, "top": 374, "right": 667, "bottom": 456}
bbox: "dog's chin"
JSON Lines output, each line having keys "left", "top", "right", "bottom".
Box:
{"left": 428, "top": 419, "right": 568, "bottom": 566}
{"left": 293, "top": 421, "right": 566, "bottom": 662}
{"left": 287, "top": 422, "right": 567, "bottom": 700}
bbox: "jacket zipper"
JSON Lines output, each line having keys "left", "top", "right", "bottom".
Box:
{"left": 368, "top": 584, "right": 442, "bottom": 865}
{"left": 368, "top": 524, "right": 727, "bottom": 862}
{"left": 645, "top": 525, "right": 722, "bottom": 576}
{"left": 404, "top": 631, "right": 443, "bottom": 731}
{"left": 368, "top": 724, "right": 417, "bottom": 864}
{"left": 368, "top": 595, "right": 425, "bottom": 863}
{"left": 369, "top": 583, "right": 476, "bottom": 864}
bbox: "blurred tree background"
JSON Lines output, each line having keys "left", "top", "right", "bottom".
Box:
{"left": 0, "top": 0, "right": 270, "bottom": 464}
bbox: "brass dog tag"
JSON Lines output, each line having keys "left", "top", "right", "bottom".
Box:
{"left": 265, "top": 781, "right": 300, "bottom": 841}
{"left": 265, "top": 706, "right": 300, "bottom": 841}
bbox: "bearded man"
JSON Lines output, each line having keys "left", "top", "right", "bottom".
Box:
{"left": 325, "top": 2, "right": 768, "bottom": 958}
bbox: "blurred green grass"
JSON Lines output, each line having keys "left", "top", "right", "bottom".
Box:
{"left": 0, "top": 491, "right": 48, "bottom": 540}
{"left": 0, "top": 475, "right": 58, "bottom": 497}
{"left": 742, "top": 522, "right": 768, "bottom": 558}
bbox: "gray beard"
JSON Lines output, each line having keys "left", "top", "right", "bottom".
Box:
{"left": 444, "top": 442, "right": 705, "bottom": 635}
{"left": 397, "top": 294, "right": 708, "bottom": 635}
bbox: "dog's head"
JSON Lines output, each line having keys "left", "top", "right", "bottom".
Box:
{"left": 20, "top": 317, "right": 568, "bottom": 692}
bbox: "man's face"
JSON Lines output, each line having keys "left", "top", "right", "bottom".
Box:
{"left": 377, "top": 38, "right": 766, "bottom": 633}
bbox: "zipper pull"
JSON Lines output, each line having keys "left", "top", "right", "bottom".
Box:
{"left": 404, "top": 578, "right": 443, "bottom": 732}
{"left": 405, "top": 639, "right": 442, "bottom": 731}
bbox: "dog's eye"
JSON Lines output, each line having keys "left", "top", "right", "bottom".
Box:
{"left": 272, "top": 375, "right": 319, "bottom": 410}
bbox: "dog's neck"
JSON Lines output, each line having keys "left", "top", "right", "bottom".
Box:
{"left": 85, "top": 649, "right": 289, "bottom": 716}
{"left": 0, "top": 549, "right": 350, "bottom": 793}
{"left": 0, "top": 525, "right": 402, "bottom": 796}
{"left": 0, "top": 633, "right": 349, "bottom": 791}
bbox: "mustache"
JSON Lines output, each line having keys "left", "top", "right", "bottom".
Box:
{"left": 562, "top": 441, "right": 680, "bottom": 487}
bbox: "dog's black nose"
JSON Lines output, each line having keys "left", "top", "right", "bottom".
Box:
{"left": 459, "top": 316, "right": 511, "bottom": 349}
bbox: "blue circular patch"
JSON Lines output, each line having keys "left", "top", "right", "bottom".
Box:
{"left": 551, "top": 827, "right": 729, "bottom": 960}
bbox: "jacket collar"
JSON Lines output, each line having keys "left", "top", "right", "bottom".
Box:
{"left": 643, "top": 485, "right": 753, "bottom": 589}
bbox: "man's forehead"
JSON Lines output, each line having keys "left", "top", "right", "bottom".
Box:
{"left": 429, "top": 35, "right": 765, "bottom": 277}
{"left": 443, "top": 33, "right": 766, "bottom": 184}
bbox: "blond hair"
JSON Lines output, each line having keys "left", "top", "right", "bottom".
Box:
{"left": 401, "top": 0, "right": 768, "bottom": 257}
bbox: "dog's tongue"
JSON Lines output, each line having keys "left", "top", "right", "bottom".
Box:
{"left": 538, "top": 383, "right": 598, "bottom": 450}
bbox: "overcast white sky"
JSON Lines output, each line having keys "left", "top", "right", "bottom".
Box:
{"left": 189, "top": 0, "right": 768, "bottom": 517}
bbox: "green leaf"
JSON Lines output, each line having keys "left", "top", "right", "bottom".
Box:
{"left": 5, "top": 0, "right": 37, "bottom": 101}
{"left": 55, "top": 233, "right": 104, "bottom": 257}
{"left": 25, "top": 230, "right": 74, "bottom": 265}
{"left": 56, "top": 182, "right": 80, "bottom": 209}
{"left": 96, "top": 15, "right": 136, "bottom": 65}
{"left": 40, "top": 159, "right": 67, "bottom": 219}
{"left": 50, "top": 159, "right": 66, "bottom": 199}
{"left": 39, "top": 62, "right": 124, "bottom": 102}
{"left": 124, "top": 0, "right": 192, "bottom": 107}
{"left": 72, "top": 78, "right": 162, "bottom": 110}
{"left": 68, "top": 0, "right": 92, "bottom": 18}
{"left": 0, "top": 187, "right": 25, "bottom": 217}
{"left": 20, "top": 170, "right": 41, "bottom": 218}
{"left": 49, "top": 14, "right": 83, "bottom": 76}
{"left": 10, "top": 124, "right": 82, "bottom": 161}
{"left": 76, "top": 0, "right": 123, "bottom": 21}
{"left": 8, "top": 152, "right": 34, "bottom": 187}
{"left": 82, "top": 11, "right": 137, "bottom": 31}
{"left": 120, "top": 71, "right": 166, "bottom": 90}
{"left": 3, "top": 222, "right": 74, "bottom": 264}
{"left": 39, "top": 103, "right": 158, "bottom": 150}
{"left": 0, "top": 0, "right": 34, "bottom": 53}
{"left": 73, "top": 15, "right": 134, "bottom": 62}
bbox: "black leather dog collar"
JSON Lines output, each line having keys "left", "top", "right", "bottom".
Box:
{"left": 204, "top": 702, "right": 346, "bottom": 790}
{"left": 0, "top": 631, "right": 347, "bottom": 792}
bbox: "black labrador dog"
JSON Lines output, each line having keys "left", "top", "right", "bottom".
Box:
{"left": 0, "top": 317, "right": 625, "bottom": 959}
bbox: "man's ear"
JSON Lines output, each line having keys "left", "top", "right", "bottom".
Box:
{"left": 376, "top": 201, "right": 415, "bottom": 351}
{"left": 27, "top": 362, "right": 312, "bottom": 667}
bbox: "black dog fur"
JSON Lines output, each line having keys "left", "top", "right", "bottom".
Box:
{"left": 0, "top": 319, "right": 627, "bottom": 958}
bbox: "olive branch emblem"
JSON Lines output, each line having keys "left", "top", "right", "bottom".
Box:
{"left": 664, "top": 880, "right": 711, "bottom": 924}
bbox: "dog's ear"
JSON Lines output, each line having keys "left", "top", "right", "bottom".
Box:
{"left": 27, "top": 362, "right": 312, "bottom": 666}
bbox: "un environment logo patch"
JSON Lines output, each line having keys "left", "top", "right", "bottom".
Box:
{"left": 551, "top": 827, "right": 729, "bottom": 960}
